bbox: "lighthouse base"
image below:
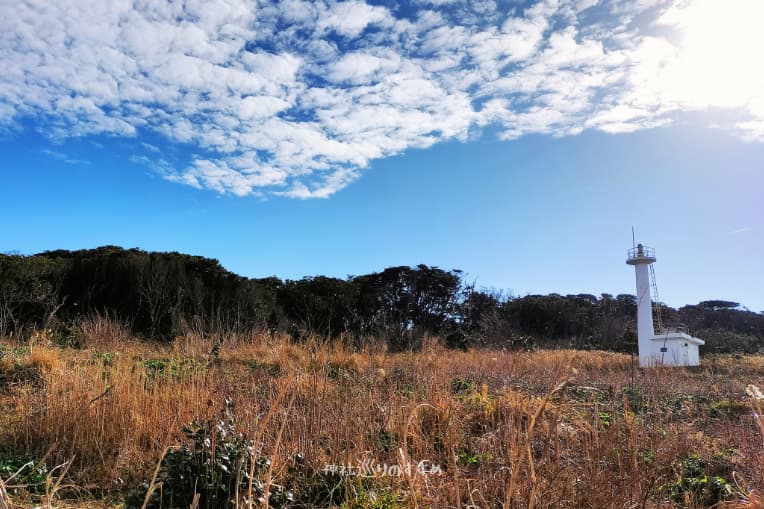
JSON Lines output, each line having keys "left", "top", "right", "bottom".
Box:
{"left": 639, "top": 331, "right": 704, "bottom": 368}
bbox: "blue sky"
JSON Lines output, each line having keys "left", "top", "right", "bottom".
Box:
{"left": 1, "top": 0, "right": 763, "bottom": 310}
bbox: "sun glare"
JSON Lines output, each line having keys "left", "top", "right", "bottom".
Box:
{"left": 662, "top": 0, "right": 764, "bottom": 110}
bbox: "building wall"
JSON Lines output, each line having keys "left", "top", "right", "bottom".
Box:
{"left": 640, "top": 339, "right": 700, "bottom": 367}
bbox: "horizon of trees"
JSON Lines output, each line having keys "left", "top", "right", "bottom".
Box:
{"left": 1, "top": 246, "right": 762, "bottom": 353}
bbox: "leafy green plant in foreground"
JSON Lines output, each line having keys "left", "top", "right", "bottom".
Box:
{"left": 0, "top": 453, "right": 47, "bottom": 495}
{"left": 662, "top": 454, "right": 733, "bottom": 506}
{"left": 125, "top": 401, "right": 293, "bottom": 509}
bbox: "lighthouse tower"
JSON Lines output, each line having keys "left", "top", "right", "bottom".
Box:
{"left": 626, "top": 243, "right": 704, "bottom": 367}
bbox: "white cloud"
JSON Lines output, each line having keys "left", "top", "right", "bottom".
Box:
{"left": 239, "top": 96, "right": 291, "bottom": 119}
{"left": 412, "top": 0, "right": 463, "bottom": 5}
{"left": 317, "top": 0, "right": 391, "bottom": 38}
{"left": 1, "top": 0, "right": 763, "bottom": 199}
{"left": 736, "top": 120, "right": 764, "bottom": 142}
{"left": 575, "top": 0, "right": 600, "bottom": 12}
{"left": 327, "top": 51, "right": 400, "bottom": 84}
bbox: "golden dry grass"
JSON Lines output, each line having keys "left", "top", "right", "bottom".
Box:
{"left": 0, "top": 329, "right": 762, "bottom": 508}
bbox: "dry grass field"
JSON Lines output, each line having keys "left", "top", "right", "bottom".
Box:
{"left": 1, "top": 322, "right": 762, "bottom": 508}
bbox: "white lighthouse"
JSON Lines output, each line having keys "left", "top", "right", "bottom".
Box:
{"left": 626, "top": 243, "right": 704, "bottom": 367}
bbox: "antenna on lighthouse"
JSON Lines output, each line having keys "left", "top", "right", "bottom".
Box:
{"left": 631, "top": 226, "right": 636, "bottom": 249}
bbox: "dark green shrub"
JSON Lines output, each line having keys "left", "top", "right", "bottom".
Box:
{"left": 0, "top": 454, "right": 47, "bottom": 495}
{"left": 142, "top": 357, "right": 205, "bottom": 382}
{"left": 125, "top": 401, "right": 293, "bottom": 509}
{"left": 451, "top": 376, "right": 475, "bottom": 395}
{"left": 662, "top": 454, "right": 733, "bottom": 505}
{"left": 445, "top": 330, "right": 471, "bottom": 351}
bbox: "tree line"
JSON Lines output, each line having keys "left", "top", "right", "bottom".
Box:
{"left": 1, "top": 246, "right": 762, "bottom": 353}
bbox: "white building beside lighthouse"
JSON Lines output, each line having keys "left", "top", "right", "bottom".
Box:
{"left": 626, "top": 243, "right": 704, "bottom": 367}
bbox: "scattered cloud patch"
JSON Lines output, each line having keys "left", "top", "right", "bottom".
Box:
{"left": 42, "top": 149, "right": 91, "bottom": 166}
{"left": 2, "top": 0, "right": 763, "bottom": 198}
